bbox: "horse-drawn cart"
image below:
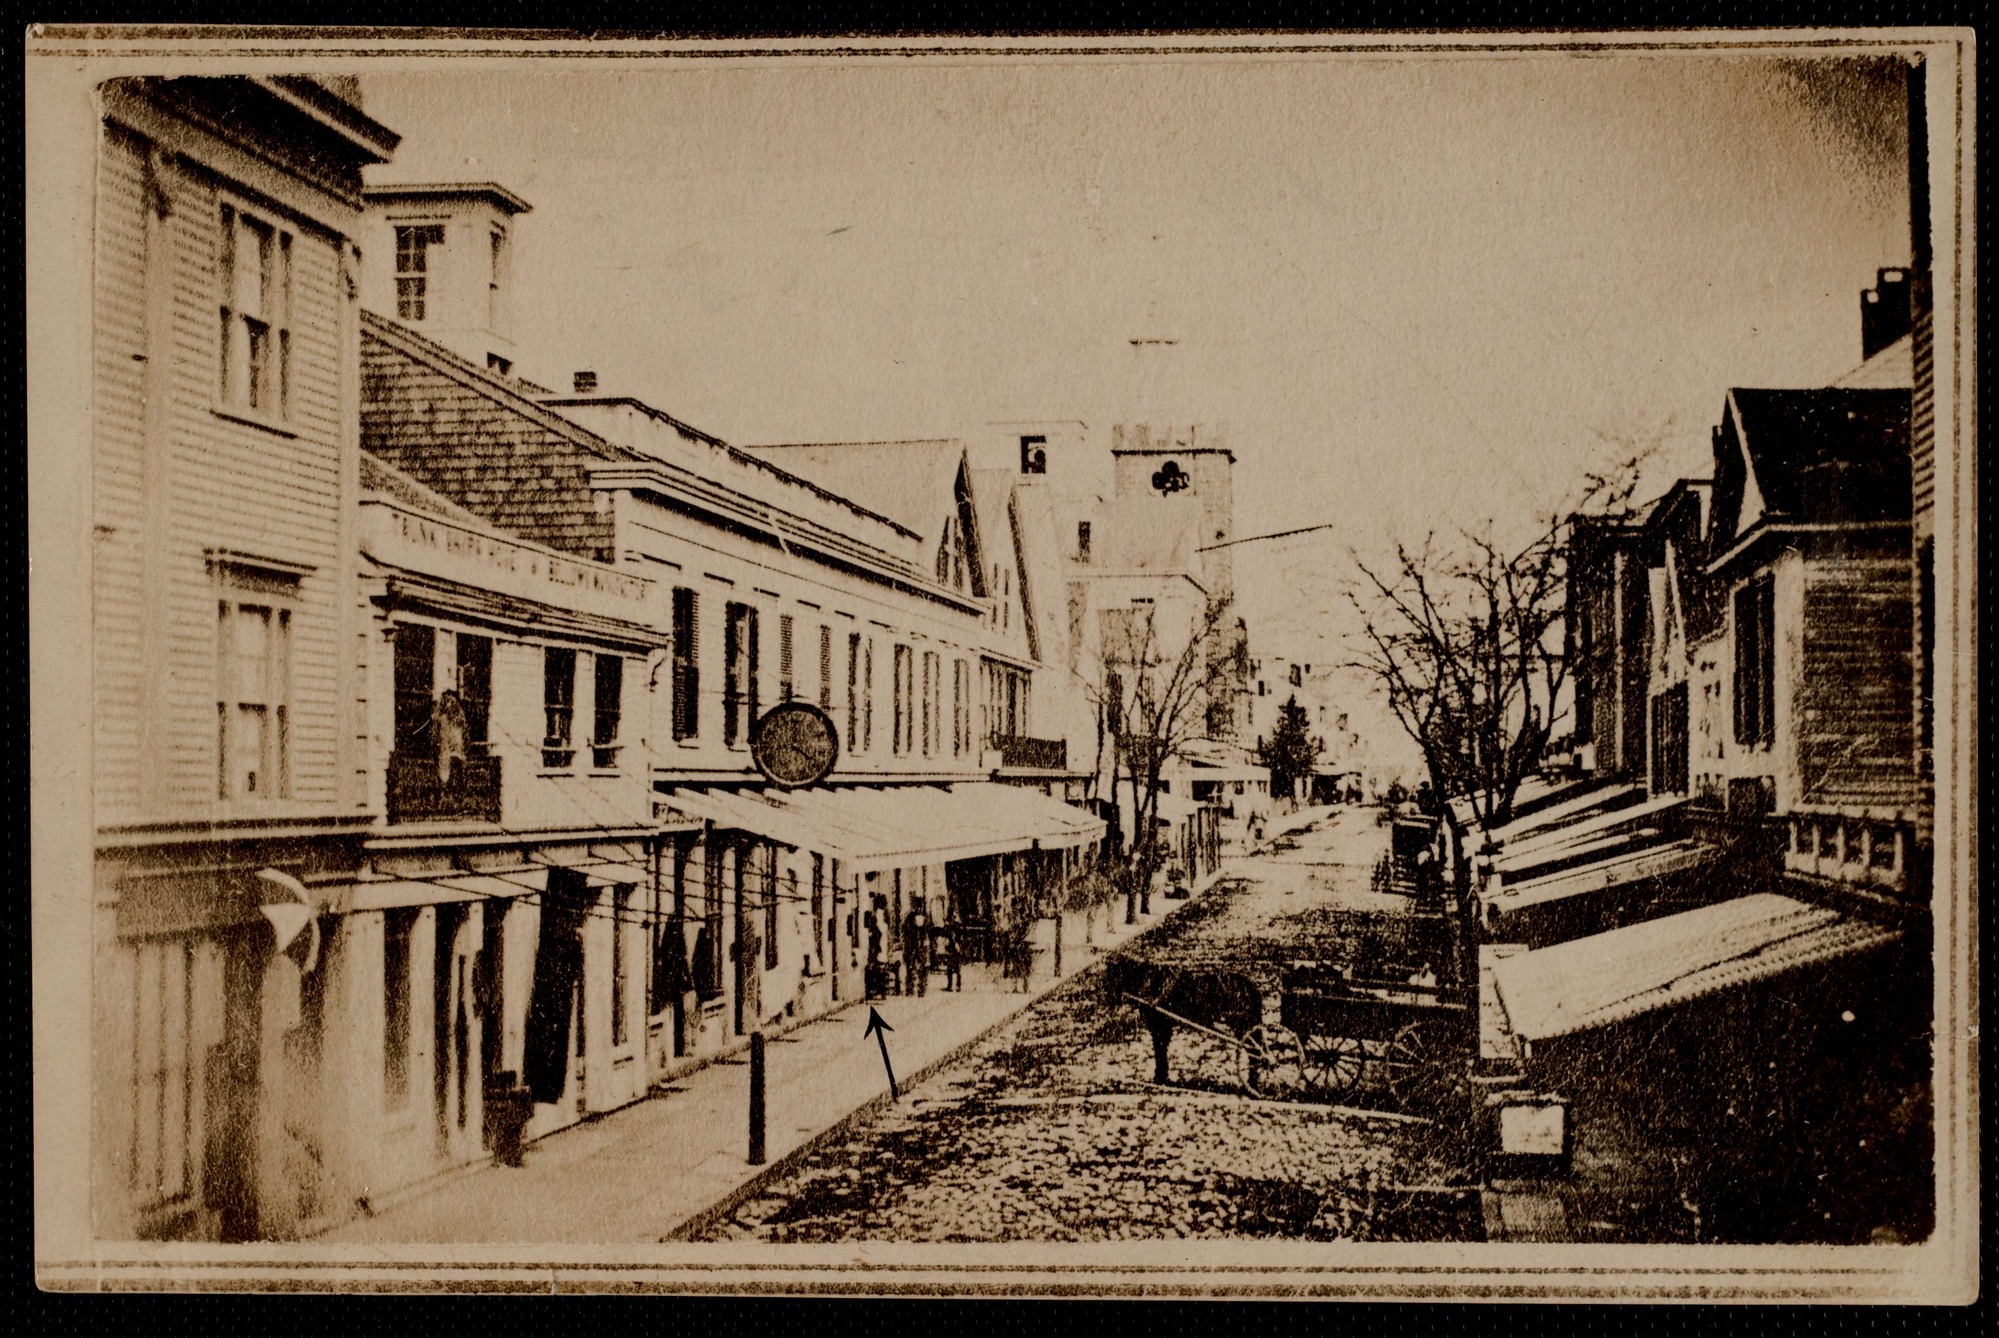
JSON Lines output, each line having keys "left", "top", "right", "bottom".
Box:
{"left": 1106, "top": 950, "right": 1471, "bottom": 1110}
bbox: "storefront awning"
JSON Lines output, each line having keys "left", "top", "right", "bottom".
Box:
{"left": 1484, "top": 837, "right": 1714, "bottom": 915}
{"left": 1484, "top": 782, "right": 1645, "bottom": 848}
{"left": 1492, "top": 793, "right": 1689, "bottom": 873}
{"left": 1489, "top": 892, "right": 1901, "bottom": 1042}
{"left": 657, "top": 781, "right": 1105, "bottom": 873}
{"left": 338, "top": 872, "right": 542, "bottom": 915}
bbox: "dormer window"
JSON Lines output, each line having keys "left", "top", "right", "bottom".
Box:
{"left": 394, "top": 224, "right": 445, "bottom": 321}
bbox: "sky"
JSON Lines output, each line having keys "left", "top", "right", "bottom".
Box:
{"left": 359, "top": 47, "right": 1911, "bottom": 700}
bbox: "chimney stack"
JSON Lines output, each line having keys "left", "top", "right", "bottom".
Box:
{"left": 573, "top": 371, "right": 598, "bottom": 394}
{"left": 1861, "top": 267, "right": 1913, "bottom": 360}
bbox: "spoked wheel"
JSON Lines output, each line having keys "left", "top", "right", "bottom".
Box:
{"left": 1300, "top": 1032, "right": 1367, "bottom": 1099}
{"left": 1385, "top": 1020, "right": 1459, "bottom": 1110}
{"left": 1234, "top": 1023, "right": 1306, "bottom": 1097}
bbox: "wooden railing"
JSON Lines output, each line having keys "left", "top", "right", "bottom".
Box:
{"left": 386, "top": 751, "right": 503, "bottom": 824}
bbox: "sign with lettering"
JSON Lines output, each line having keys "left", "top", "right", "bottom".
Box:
{"left": 750, "top": 702, "right": 841, "bottom": 788}
{"left": 362, "top": 501, "right": 654, "bottom": 623}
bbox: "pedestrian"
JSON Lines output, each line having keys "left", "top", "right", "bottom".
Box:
{"left": 939, "top": 924, "right": 962, "bottom": 992}
{"left": 864, "top": 905, "right": 884, "bottom": 998}
{"left": 903, "top": 903, "right": 930, "bottom": 996}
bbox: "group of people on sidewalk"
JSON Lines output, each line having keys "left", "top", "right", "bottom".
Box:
{"left": 862, "top": 900, "right": 1041, "bottom": 999}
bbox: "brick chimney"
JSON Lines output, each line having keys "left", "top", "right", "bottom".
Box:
{"left": 1861, "top": 266, "right": 1912, "bottom": 359}
{"left": 572, "top": 371, "right": 598, "bottom": 394}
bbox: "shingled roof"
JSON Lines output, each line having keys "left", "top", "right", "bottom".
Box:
{"left": 1707, "top": 387, "right": 1912, "bottom": 563}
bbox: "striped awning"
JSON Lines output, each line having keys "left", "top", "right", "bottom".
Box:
{"left": 657, "top": 781, "right": 1105, "bottom": 873}
{"left": 1489, "top": 892, "right": 1901, "bottom": 1042}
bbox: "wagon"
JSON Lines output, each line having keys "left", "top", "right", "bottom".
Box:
{"left": 1106, "top": 951, "right": 1472, "bottom": 1110}
{"left": 1276, "top": 962, "right": 1472, "bottom": 1109}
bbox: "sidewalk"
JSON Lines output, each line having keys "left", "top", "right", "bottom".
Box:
{"left": 315, "top": 868, "right": 1236, "bottom": 1246}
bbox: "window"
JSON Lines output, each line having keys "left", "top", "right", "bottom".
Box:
{"left": 456, "top": 634, "right": 492, "bottom": 754}
{"left": 767, "top": 863, "right": 785, "bottom": 970}
{"left": 218, "top": 205, "right": 292, "bottom": 419}
{"left": 921, "top": 651, "right": 939, "bottom": 755}
{"left": 724, "top": 602, "right": 760, "bottom": 747}
{"left": 610, "top": 885, "right": 631, "bottom": 1047}
{"left": 488, "top": 226, "right": 510, "bottom": 332}
{"left": 863, "top": 638, "right": 875, "bottom": 752}
{"left": 671, "top": 588, "right": 699, "bottom": 740}
{"left": 952, "top": 658, "right": 967, "bottom": 755}
{"left": 779, "top": 615, "right": 795, "bottom": 701}
{"left": 217, "top": 597, "right": 292, "bottom": 802}
{"left": 130, "top": 937, "right": 199, "bottom": 1209}
{"left": 1077, "top": 521, "right": 1092, "bottom": 563}
{"left": 593, "top": 654, "right": 624, "bottom": 769}
{"left": 1021, "top": 435, "right": 1048, "bottom": 474}
{"left": 892, "top": 645, "right": 914, "bottom": 755}
{"left": 818, "top": 625, "right": 834, "bottom": 709}
{"left": 1732, "top": 575, "right": 1776, "bottom": 748}
{"left": 486, "top": 353, "right": 512, "bottom": 377}
{"left": 810, "top": 854, "right": 826, "bottom": 968}
{"left": 392, "top": 623, "right": 437, "bottom": 757}
{"left": 1650, "top": 684, "right": 1690, "bottom": 795}
{"left": 383, "top": 907, "right": 418, "bottom": 1109}
{"left": 700, "top": 842, "right": 725, "bottom": 1000}
{"left": 394, "top": 223, "right": 445, "bottom": 322}
{"left": 846, "top": 631, "right": 862, "bottom": 750}
{"left": 543, "top": 647, "right": 577, "bottom": 768}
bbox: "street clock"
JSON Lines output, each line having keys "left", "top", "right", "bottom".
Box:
{"left": 750, "top": 701, "right": 841, "bottom": 788}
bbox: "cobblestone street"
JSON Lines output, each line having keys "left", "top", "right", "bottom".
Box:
{"left": 693, "top": 809, "right": 1484, "bottom": 1243}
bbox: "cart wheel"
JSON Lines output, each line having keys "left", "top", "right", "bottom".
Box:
{"left": 1385, "top": 1021, "right": 1457, "bottom": 1110}
{"left": 1301, "top": 1033, "right": 1367, "bottom": 1099}
{"left": 1234, "top": 1024, "right": 1305, "bottom": 1097}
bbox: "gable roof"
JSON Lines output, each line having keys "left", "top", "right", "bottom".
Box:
{"left": 740, "top": 440, "right": 970, "bottom": 550}
{"left": 1725, "top": 387, "right": 1912, "bottom": 527}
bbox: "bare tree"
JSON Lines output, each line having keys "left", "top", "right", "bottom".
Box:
{"left": 1088, "top": 593, "right": 1243, "bottom": 923}
{"left": 1345, "top": 442, "right": 1656, "bottom": 835}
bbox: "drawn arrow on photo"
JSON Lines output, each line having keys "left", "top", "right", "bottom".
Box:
{"left": 864, "top": 1007, "right": 899, "bottom": 1100}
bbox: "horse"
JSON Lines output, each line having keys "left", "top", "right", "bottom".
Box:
{"left": 1103, "top": 956, "right": 1264, "bottom": 1084}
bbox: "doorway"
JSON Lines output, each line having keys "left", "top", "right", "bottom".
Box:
{"left": 476, "top": 900, "right": 508, "bottom": 1151}
{"left": 433, "top": 903, "right": 479, "bottom": 1164}
{"left": 206, "top": 925, "right": 267, "bottom": 1243}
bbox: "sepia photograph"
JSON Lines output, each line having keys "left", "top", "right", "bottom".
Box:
{"left": 26, "top": 26, "right": 1976, "bottom": 1299}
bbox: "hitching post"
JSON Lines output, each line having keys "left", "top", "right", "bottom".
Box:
{"left": 748, "top": 1030, "right": 767, "bottom": 1165}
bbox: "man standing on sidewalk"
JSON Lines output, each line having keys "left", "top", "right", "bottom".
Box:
{"left": 939, "top": 924, "right": 962, "bottom": 992}
{"left": 903, "top": 903, "right": 931, "bottom": 996}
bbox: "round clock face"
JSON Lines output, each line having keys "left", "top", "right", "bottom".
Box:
{"left": 750, "top": 702, "right": 841, "bottom": 788}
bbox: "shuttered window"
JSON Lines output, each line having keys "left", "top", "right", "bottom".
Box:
{"left": 818, "top": 625, "right": 833, "bottom": 708}
{"left": 724, "top": 603, "right": 759, "bottom": 746}
{"left": 1733, "top": 575, "right": 1776, "bottom": 748}
{"left": 779, "top": 614, "right": 795, "bottom": 702}
{"left": 671, "top": 588, "right": 699, "bottom": 740}
{"left": 845, "top": 631, "right": 861, "bottom": 750}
